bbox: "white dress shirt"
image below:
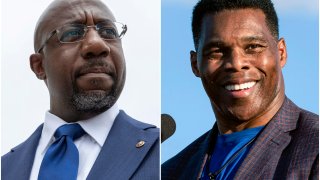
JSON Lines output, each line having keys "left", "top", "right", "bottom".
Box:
{"left": 29, "top": 104, "right": 119, "bottom": 180}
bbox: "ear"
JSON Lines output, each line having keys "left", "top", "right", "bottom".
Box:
{"left": 190, "top": 50, "right": 200, "bottom": 77}
{"left": 30, "top": 53, "right": 46, "bottom": 80}
{"left": 277, "top": 38, "right": 287, "bottom": 68}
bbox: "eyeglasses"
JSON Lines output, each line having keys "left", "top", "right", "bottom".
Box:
{"left": 37, "top": 20, "right": 127, "bottom": 53}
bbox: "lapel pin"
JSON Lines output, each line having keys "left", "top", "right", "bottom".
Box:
{"left": 136, "top": 140, "right": 145, "bottom": 148}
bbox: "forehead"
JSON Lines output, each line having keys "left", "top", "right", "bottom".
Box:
{"left": 35, "top": 0, "right": 115, "bottom": 51}
{"left": 44, "top": 0, "right": 115, "bottom": 26}
{"left": 200, "top": 9, "right": 270, "bottom": 41}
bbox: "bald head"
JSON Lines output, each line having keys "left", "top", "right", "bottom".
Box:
{"left": 34, "top": 0, "right": 115, "bottom": 52}
{"left": 29, "top": 0, "right": 126, "bottom": 121}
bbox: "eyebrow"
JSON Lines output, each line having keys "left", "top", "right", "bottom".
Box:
{"left": 66, "top": 18, "right": 115, "bottom": 26}
{"left": 201, "top": 39, "right": 225, "bottom": 52}
{"left": 201, "top": 34, "right": 269, "bottom": 51}
{"left": 240, "top": 35, "right": 268, "bottom": 43}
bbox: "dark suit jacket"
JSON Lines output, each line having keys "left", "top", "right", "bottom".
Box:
{"left": 2, "top": 110, "right": 160, "bottom": 180}
{"left": 162, "top": 98, "right": 319, "bottom": 179}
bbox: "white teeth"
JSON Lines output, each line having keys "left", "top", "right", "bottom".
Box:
{"left": 225, "top": 81, "right": 256, "bottom": 91}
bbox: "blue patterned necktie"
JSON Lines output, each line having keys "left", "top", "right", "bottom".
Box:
{"left": 38, "top": 123, "right": 86, "bottom": 180}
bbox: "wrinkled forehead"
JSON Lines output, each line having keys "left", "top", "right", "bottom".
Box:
{"left": 34, "top": 0, "right": 115, "bottom": 51}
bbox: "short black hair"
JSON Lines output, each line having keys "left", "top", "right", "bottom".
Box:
{"left": 192, "top": 0, "right": 279, "bottom": 50}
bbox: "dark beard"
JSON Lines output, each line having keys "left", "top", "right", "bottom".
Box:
{"left": 70, "top": 84, "right": 117, "bottom": 114}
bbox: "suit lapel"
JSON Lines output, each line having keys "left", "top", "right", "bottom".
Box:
{"left": 235, "top": 98, "right": 300, "bottom": 179}
{"left": 2, "top": 125, "right": 43, "bottom": 180}
{"left": 182, "top": 125, "right": 219, "bottom": 179}
{"left": 87, "top": 111, "right": 158, "bottom": 180}
{"left": 182, "top": 136, "right": 210, "bottom": 180}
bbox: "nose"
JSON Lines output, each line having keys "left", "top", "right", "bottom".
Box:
{"left": 224, "top": 49, "right": 249, "bottom": 72}
{"left": 80, "top": 29, "right": 111, "bottom": 59}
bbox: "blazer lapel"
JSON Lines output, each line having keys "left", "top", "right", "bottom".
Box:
{"left": 87, "top": 111, "right": 159, "bottom": 180}
{"left": 2, "top": 124, "right": 43, "bottom": 180}
{"left": 235, "top": 98, "right": 300, "bottom": 179}
{"left": 182, "top": 125, "right": 219, "bottom": 180}
{"left": 183, "top": 135, "right": 210, "bottom": 180}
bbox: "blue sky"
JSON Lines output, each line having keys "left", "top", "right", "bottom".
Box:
{"left": 161, "top": 0, "right": 319, "bottom": 163}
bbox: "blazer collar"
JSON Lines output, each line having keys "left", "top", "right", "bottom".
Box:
{"left": 3, "top": 124, "right": 43, "bottom": 180}
{"left": 192, "top": 97, "right": 300, "bottom": 179}
{"left": 87, "top": 110, "right": 159, "bottom": 180}
{"left": 235, "top": 97, "right": 300, "bottom": 178}
{"left": 180, "top": 124, "right": 219, "bottom": 180}
{"left": 197, "top": 125, "right": 219, "bottom": 179}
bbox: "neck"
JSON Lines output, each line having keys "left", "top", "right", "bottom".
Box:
{"left": 214, "top": 93, "right": 285, "bottom": 135}
{"left": 49, "top": 102, "right": 110, "bottom": 122}
{"left": 49, "top": 109, "right": 104, "bottom": 122}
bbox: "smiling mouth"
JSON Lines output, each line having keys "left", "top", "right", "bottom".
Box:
{"left": 225, "top": 81, "right": 256, "bottom": 91}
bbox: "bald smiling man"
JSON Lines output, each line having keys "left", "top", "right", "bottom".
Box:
{"left": 2, "top": 0, "right": 159, "bottom": 179}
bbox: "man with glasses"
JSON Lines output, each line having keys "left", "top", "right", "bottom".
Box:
{"left": 2, "top": 0, "right": 159, "bottom": 179}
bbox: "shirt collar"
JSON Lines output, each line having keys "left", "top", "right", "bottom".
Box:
{"left": 39, "top": 103, "right": 119, "bottom": 155}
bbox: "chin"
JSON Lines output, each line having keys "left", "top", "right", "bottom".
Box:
{"left": 71, "top": 88, "right": 117, "bottom": 113}
{"left": 223, "top": 105, "right": 260, "bottom": 121}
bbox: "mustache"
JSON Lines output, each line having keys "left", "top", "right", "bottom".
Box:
{"left": 75, "top": 58, "right": 116, "bottom": 79}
